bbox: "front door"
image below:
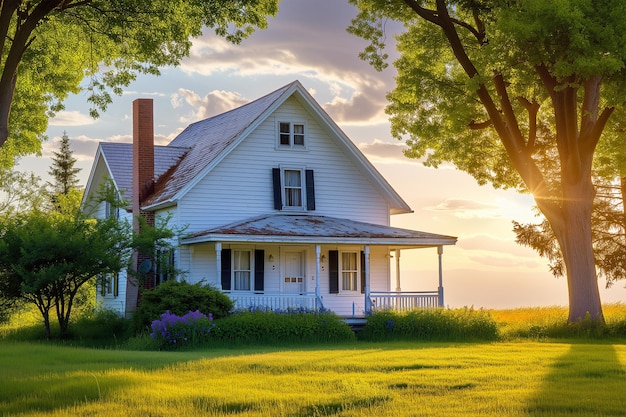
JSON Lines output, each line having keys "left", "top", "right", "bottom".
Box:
{"left": 284, "top": 251, "right": 305, "bottom": 293}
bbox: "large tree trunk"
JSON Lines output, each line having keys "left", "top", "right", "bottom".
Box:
{"left": 549, "top": 179, "right": 603, "bottom": 322}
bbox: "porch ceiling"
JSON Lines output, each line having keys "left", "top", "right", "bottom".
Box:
{"left": 181, "top": 214, "right": 457, "bottom": 247}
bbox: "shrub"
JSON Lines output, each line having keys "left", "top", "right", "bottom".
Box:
{"left": 71, "top": 308, "right": 133, "bottom": 346}
{"left": 358, "top": 308, "right": 499, "bottom": 342}
{"left": 210, "top": 310, "right": 356, "bottom": 346}
{"left": 150, "top": 310, "right": 215, "bottom": 350}
{"left": 133, "top": 280, "right": 233, "bottom": 333}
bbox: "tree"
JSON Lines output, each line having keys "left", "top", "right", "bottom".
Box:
{"left": 0, "top": 168, "right": 46, "bottom": 216}
{"left": 48, "top": 131, "right": 80, "bottom": 197}
{"left": 349, "top": 0, "right": 626, "bottom": 322}
{"left": 0, "top": 189, "right": 132, "bottom": 338}
{"left": 0, "top": 0, "right": 279, "bottom": 167}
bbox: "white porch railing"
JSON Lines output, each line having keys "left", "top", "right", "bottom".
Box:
{"left": 226, "top": 292, "right": 321, "bottom": 311}
{"left": 370, "top": 291, "right": 440, "bottom": 312}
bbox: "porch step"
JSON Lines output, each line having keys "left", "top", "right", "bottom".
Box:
{"left": 343, "top": 317, "right": 367, "bottom": 333}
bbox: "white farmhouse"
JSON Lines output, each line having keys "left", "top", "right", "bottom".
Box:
{"left": 83, "top": 81, "right": 456, "bottom": 318}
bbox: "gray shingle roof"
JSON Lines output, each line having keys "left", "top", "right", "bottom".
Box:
{"left": 142, "top": 81, "right": 296, "bottom": 206}
{"left": 100, "top": 142, "right": 188, "bottom": 200}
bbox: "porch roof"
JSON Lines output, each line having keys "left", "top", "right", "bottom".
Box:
{"left": 181, "top": 214, "right": 457, "bottom": 247}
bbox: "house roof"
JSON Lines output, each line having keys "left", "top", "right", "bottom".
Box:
{"left": 86, "top": 80, "right": 412, "bottom": 214}
{"left": 140, "top": 80, "right": 411, "bottom": 214}
{"left": 182, "top": 214, "right": 457, "bottom": 247}
{"left": 97, "top": 142, "right": 189, "bottom": 200}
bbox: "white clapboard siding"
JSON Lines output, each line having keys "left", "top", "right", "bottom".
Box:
{"left": 178, "top": 97, "right": 390, "bottom": 232}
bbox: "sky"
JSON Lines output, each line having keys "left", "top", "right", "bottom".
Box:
{"left": 19, "top": 0, "right": 625, "bottom": 309}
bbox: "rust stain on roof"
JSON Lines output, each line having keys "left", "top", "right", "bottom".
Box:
{"left": 188, "top": 214, "right": 457, "bottom": 242}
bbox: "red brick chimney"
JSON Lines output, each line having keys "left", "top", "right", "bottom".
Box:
{"left": 127, "top": 99, "right": 156, "bottom": 312}
{"left": 132, "top": 98, "right": 155, "bottom": 224}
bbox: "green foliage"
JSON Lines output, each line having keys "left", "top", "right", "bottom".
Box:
{"left": 0, "top": 0, "right": 279, "bottom": 166}
{"left": 349, "top": 0, "right": 626, "bottom": 321}
{"left": 358, "top": 308, "right": 499, "bottom": 342}
{"left": 48, "top": 131, "right": 81, "bottom": 197}
{"left": 208, "top": 310, "right": 356, "bottom": 346}
{"left": 0, "top": 169, "right": 47, "bottom": 216}
{"left": 70, "top": 309, "right": 133, "bottom": 347}
{"left": 0, "top": 194, "right": 133, "bottom": 338}
{"left": 132, "top": 281, "right": 233, "bottom": 333}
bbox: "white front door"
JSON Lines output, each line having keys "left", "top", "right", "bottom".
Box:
{"left": 283, "top": 251, "right": 305, "bottom": 293}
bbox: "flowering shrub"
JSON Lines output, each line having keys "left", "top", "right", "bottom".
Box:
{"left": 150, "top": 310, "right": 215, "bottom": 349}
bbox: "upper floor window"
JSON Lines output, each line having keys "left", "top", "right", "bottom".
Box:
{"left": 278, "top": 121, "right": 306, "bottom": 148}
{"left": 283, "top": 169, "right": 303, "bottom": 208}
{"left": 272, "top": 167, "right": 315, "bottom": 211}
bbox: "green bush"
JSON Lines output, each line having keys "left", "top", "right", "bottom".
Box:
{"left": 132, "top": 281, "right": 233, "bottom": 333}
{"left": 71, "top": 308, "right": 133, "bottom": 346}
{"left": 358, "top": 308, "right": 499, "bottom": 342}
{"left": 208, "top": 310, "right": 356, "bottom": 346}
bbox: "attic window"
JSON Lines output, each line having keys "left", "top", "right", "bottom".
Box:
{"left": 278, "top": 122, "right": 306, "bottom": 148}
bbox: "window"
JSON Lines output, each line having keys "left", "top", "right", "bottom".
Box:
{"left": 273, "top": 168, "right": 315, "bottom": 211}
{"left": 341, "top": 252, "right": 359, "bottom": 292}
{"left": 233, "top": 250, "right": 252, "bottom": 291}
{"left": 100, "top": 273, "right": 119, "bottom": 297}
{"left": 283, "top": 169, "right": 303, "bottom": 208}
{"left": 105, "top": 200, "right": 119, "bottom": 219}
{"left": 155, "top": 249, "right": 175, "bottom": 286}
{"left": 278, "top": 122, "right": 305, "bottom": 148}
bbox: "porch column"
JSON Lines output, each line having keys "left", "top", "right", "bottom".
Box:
{"left": 315, "top": 244, "right": 321, "bottom": 308}
{"left": 364, "top": 245, "right": 371, "bottom": 313}
{"left": 395, "top": 249, "right": 401, "bottom": 292}
{"left": 215, "top": 242, "right": 222, "bottom": 291}
{"left": 437, "top": 245, "right": 444, "bottom": 307}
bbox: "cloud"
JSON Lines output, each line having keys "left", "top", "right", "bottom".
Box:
{"left": 171, "top": 88, "right": 250, "bottom": 123}
{"left": 358, "top": 139, "right": 408, "bottom": 162}
{"left": 457, "top": 233, "right": 539, "bottom": 257}
{"left": 468, "top": 253, "right": 541, "bottom": 269}
{"left": 49, "top": 111, "right": 97, "bottom": 127}
{"left": 427, "top": 198, "right": 505, "bottom": 219}
{"left": 178, "top": 0, "right": 398, "bottom": 126}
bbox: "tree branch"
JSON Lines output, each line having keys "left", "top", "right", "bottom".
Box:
{"left": 0, "top": 0, "right": 64, "bottom": 147}
{"left": 517, "top": 97, "right": 540, "bottom": 152}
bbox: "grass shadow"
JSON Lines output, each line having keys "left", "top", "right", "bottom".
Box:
{"left": 524, "top": 343, "right": 626, "bottom": 416}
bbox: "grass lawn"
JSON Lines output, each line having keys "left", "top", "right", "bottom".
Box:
{"left": 1, "top": 340, "right": 625, "bottom": 416}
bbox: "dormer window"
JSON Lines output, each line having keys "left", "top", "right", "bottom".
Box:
{"left": 278, "top": 121, "right": 306, "bottom": 148}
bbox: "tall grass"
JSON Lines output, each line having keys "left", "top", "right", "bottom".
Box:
{"left": 490, "top": 303, "right": 626, "bottom": 339}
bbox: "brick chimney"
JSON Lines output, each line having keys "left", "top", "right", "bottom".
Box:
{"left": 132, "top": 98, "right": 155, "bottom": 224}
{"left": 127, "top": 99, "right": 156, "bottom": 312}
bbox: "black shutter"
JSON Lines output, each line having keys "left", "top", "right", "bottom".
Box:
{"left": 113, "top": 273, "right": 119, "bottom": 297}
{"left": 361, "top": 251, "right": 366, "bottom": 294}
{"left": 305, "top": 169, "right": 315, "bottom": 210}
{"left": 221, "top": 249, "right": 231, "bottom": 291}
{"left": 254, "top": 250, "right": 265, "bottom": 292}
{"left": 329, "top": 250, "right": 339, "bottom": 294}
{"left": 272, "top": 168, "right": 282, "bottom": 210}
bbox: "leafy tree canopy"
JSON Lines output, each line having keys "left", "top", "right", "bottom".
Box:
{"left": 0, "top": 0, "right": 279, "bottom": 167}
{"left": 349, "top": 0, "right": 626, "bottom": 322}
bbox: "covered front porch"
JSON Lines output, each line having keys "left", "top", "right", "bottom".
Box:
{"left": 181, "top": 214, "right": 457, "bottom": 317}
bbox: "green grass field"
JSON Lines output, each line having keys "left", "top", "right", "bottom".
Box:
{"left": 1, "top": 340, "right": 625, "bottom": 416}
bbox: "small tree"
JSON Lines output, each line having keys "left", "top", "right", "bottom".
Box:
{"left": 0, "top": 192, "right": 132, "bottom": 338}
{"left": 48, "top": 131, "right": 81, "bottom": 197}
